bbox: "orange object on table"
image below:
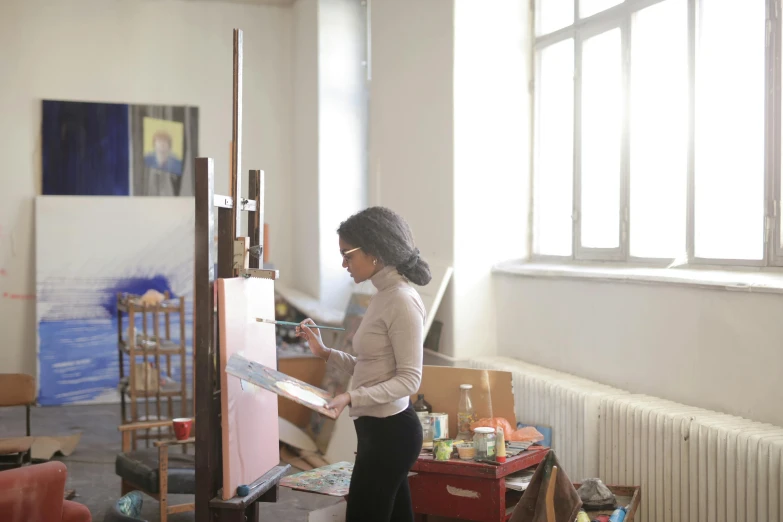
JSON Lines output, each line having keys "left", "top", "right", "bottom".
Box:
{"left": 470, "top": 418, "right": 545, "bottom": 442}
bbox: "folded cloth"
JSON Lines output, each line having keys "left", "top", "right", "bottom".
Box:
{"left": 577, "top": 478, "right": 616, "bottom": 510}
{"left": 509, "top": 451, "right": 582, "bottom": 522}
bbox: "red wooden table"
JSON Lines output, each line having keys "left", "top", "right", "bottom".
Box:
{"left": 409, "top": 446, "right": 549, "bottom": 522}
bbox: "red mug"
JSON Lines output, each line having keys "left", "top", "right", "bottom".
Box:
{"left": 173, "top": 418, "right": 192, "bottom": 440}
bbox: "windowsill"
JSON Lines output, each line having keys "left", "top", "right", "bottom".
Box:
{"left": 493, "top": 259, "right": 783, "bottom": 294}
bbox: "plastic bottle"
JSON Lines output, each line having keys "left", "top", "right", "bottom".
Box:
{"left": 496, "top": 427, "right": 506, "bottom": 463}
{"left": 456, "top": 384, "right": 475, "bottom": 440}
{"left": 413, "top": 394, "right": 432, "bottom": 414}
{"left": 608, "top": 507, "right": 626, "bottom": 522}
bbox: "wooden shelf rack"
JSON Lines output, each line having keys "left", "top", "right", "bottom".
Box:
{"left": 116, "top": 291, "right": 188, "bottom": 449}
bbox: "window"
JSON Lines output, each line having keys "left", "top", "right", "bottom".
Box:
{"left": 532, "top": 0, "right": 780, "bottom": 267}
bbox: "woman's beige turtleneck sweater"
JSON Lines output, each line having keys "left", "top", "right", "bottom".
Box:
{"left": 326, "top": 265, "right": 426, "bottom": 418}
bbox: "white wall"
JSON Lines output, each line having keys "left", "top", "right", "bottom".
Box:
{"left": 0, "top": 0, "right": 293, "bottom": 375}
{"left": 291, "top": 0, "right": 367, "bottom": 310}
{"left": 494, "top": 274, "right": 783, "bottom": 427}
{"left": 368, "top": 0, "right": 454, "bottom": 262}
{"left": 452, "top": 0, "right": 530, "bottom": 359}
{"left": 292, "top": 0, "right": 321, "bottom": 299}
{"left": 368, "top": 0, "right": 531, "bottom": 359}
{"left": 368, "top": 0, "right": 456, "bottom": 350}
{"left": 318, "top": 0, "right": 368, "bottom": 309}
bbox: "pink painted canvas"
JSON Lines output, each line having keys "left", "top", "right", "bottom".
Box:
{"left": 218, "top": 277, "right": 279, "bottom": 500}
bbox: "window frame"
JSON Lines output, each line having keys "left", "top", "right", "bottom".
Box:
{"left": 530, "top": 0, "right": 783, "bottom": 269}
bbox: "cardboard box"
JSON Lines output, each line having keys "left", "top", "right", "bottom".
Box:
{"left": 410, "top": 366, "right": 517, "bottom": 439}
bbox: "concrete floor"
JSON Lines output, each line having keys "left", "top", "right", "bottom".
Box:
{"left": 0, "top": 402, "right": 341, "bottom": 521}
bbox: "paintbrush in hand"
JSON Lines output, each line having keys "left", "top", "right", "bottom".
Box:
{"left": 256, "top": 318, "right": 345, "bottom": 331}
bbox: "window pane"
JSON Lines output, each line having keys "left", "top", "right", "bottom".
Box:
{"left": 695, "top": 0, "right": 765, "bottom": 260}
{"left": 630, "top": 0, "right": 688, "bottom": 258}
{"left": 537, "top": 0, "right": 574, "bottom": 36}
{"left": 580, "top": 0, "right": 624, "bottom": 19}
{"left": 533, "top": 39, "right": 574, "bottom": 256}
{"left": 580, "top": 28, "right": 622, "bottom": 249}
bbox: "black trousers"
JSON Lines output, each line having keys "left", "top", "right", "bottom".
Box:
{"left": 346, "top": 404, "right": 423, "bottom": 522}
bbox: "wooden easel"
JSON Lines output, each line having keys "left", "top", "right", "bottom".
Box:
{"left": 194, "top": 28, "right": 289, "bottom": 522}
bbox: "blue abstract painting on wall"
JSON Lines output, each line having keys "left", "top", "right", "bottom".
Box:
{"left": 42, "top": 101, "right": 131, "bottom": 196}
{"left": 35, "top": 196, "right": 194, "bottom": 406}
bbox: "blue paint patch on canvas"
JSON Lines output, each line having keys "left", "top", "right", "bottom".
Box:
{"left": 37, "top": 274, "right": 192, "bottom": 406}
{"left": 100, "top": 275, "right": 175, "bottom": 316}
{"left": 42, "top": 100, "right": 130, "bottom": 196}
{"left": 38, "top": 314, "right": 193, "bottom": 406}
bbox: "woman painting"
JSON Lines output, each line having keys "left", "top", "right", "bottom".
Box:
{"left": 296, "top": 206, "right": 431, "bottom": 522}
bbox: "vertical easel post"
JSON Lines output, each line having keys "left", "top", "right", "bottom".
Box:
{"left": 248, "top": 170, "right": 263, "bottom": 269}
{"left": 231, "top": 28, "right": 243, "bottom": 239}
{"left": 195, "top": 157, "right": 219, "bottom": 522}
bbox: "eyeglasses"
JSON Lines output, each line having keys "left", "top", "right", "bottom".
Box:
{"left": 341, "top": 247, "right": 361, "bottom": 262}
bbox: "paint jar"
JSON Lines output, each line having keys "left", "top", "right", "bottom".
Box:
{"left": 456, "top": 442, "right": 476, "bottom": 460}
{"left": 430, "top": 413, "right": 449, "bottom": 440}
{"left": 433, "top": 439, "right": 454, "bottom": 461}
{"left": 473, "top": 427, "right": 496, "bottom": 459}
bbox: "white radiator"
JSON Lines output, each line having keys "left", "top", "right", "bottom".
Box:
{"left": 600, "top": 394, "right": 783, "bottom": 522}
{"left": 470, "top": 356, "right": 783, "bottom": 522}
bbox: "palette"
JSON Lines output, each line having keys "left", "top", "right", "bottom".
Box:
{"left": 279, "top": 462, "right": 354, "bottom": 497}
{"left": 225, "top": 354, "right": 339, "bottom": 420}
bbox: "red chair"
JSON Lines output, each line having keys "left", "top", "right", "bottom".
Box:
{"left": 0, "top": 460, "right": 92, "bottom": 522}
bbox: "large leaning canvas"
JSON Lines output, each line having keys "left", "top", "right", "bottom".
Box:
{"left": 35, "top": 196, "right": 194, "bottom": 405}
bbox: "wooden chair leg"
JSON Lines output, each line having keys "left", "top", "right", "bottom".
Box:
{"left": 121, "top": 480, "right": 133, "bottom": 496}
{"left": 159, "top": 446, "right": 169, "bottom": 522}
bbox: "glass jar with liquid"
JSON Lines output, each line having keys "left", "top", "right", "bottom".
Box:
{"left": 473, "top": 427, "right": 496, "bottom": 459}
{"left": 456, "top": 384, "right": 476, "bottom": 441}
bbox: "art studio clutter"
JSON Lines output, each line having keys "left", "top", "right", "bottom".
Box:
{"left": 413, "top": 384, "right": 640, "bottom": 522}
{"left": 414, "top": 385, "right": 544, "bottom": 464}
